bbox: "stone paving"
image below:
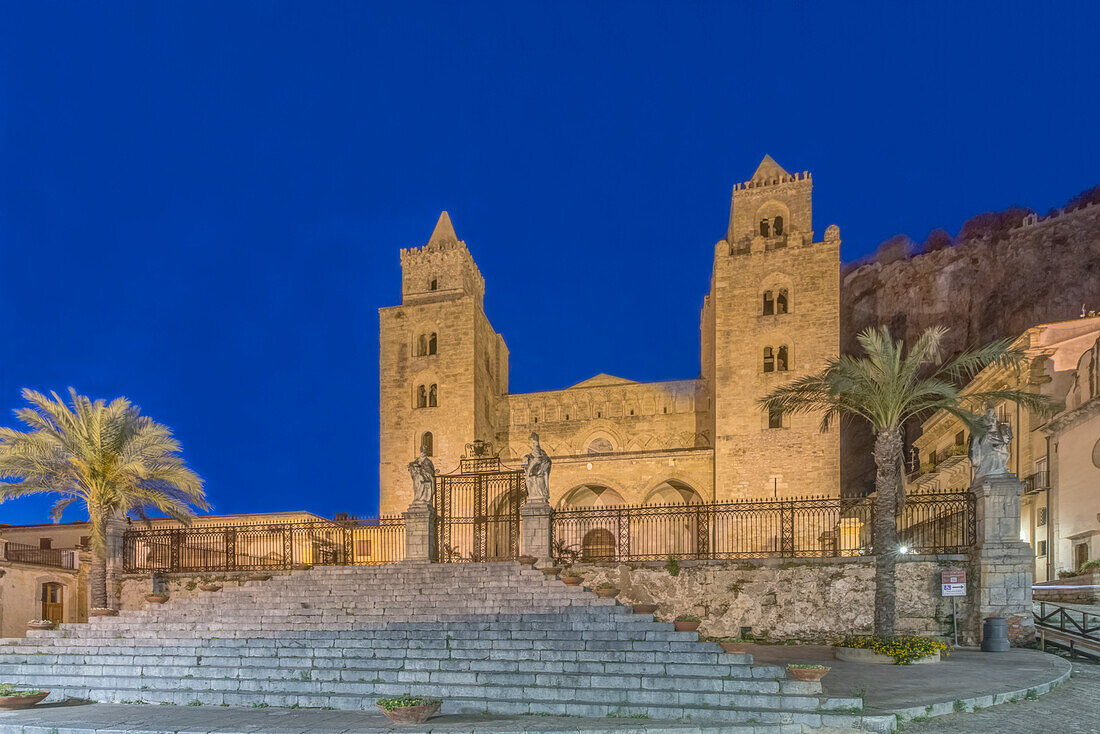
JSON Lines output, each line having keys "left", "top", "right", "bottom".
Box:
{"left": 905, "top": 662, "right": 1100, "bottom": 734}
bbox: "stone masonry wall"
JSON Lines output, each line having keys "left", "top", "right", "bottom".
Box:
{"left": 118, "top": 571, "right": 290, "bottom": 611}
{"left": 567, "top": 555, "right": 968, "bottom": 643}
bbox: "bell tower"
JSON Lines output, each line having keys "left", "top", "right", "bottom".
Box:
{"left": 702, "top": 156, "right": 840, "bottom": 500}
{"left": 378, "top": 212, "right": 509, "bottom": 513}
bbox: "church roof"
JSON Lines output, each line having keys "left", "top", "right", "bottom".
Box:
{"left": 568, "top": 373, "right": 638, "bottom": 389}
{"left": 750, "top": 154, "right": 790, "bottom": 183}
{"left": 428, "top": 211, "right": 459, "bottom": 245}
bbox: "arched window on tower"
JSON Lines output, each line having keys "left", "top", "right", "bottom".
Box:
{"left": 421, "top": 432, "right": 433, "bottom": 456}
{"left": 428, "top": 333, "right": 437, "bottom": 355}
{"left": 428, "top": 384, "right": 438, "bottom": 407}
{"left": 768, "top": 406, "right": 784, "bottom": 430}
{"left": 417, "top": 334, "right": 428, "bottom": 357}
{"left": 428, "top": 278, "right": 438, "bottom": 291}
{"left": 416, "top": 385, "right": 427, "bottom": 409}
{"left": 776, "top": 288, "right": 789, "bottom": 314}
{"left": 763, "top": 347, "right": 775, "bottom": 373}
{"left": 773, "top": 215, "right": 784, "bottom": 236}
{"left": 777, "top": 345, "right": 789, "bottom": 372}
{"left": 763, "top": 290, "right": 775, "bottom": 316}
{"left": 759, "top": 219, "right": 770, "bottom": 237}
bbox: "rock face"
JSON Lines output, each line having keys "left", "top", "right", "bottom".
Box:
{"left": 840, "top": 201, "right": 1100, "bottom": 491}
{"left": 842, "top": 201, "right": 1100, "bottom": 360}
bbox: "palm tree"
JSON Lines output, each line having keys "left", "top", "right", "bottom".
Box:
{"left": 759, "top": 326, "right": 1051, "bottom": 637}
{"left": 0, "top": 388, "right": 207, "bottom": 610}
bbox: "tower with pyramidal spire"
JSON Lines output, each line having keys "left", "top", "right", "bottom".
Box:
{"left": 378, "top": 212, "right": 509, "bottom": 510}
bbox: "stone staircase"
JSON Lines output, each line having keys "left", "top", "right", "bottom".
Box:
{"left": 0, "top": 563, "right": 893, "bottom": 732}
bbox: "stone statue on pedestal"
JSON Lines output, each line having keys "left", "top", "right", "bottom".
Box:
{"left": 407, "top": 448, "right": 436, "bottom": 506}
{"left": 969, "top": 406, "right": 1013, "bottom": 480}
{"left": 521, "top": 432, "right": 551, "bottom": 504}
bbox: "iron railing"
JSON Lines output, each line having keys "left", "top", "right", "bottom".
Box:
{"left": 122, "top": 516, "right": 405, "bottom": 573}
{"left": 1024, "top": 471, "right": 1050, "bottom": 493}
{"left": 551, "top": 491, "right": 975, "bottom": 563}
{"left": 2, "top": 541, "right": 76, "bottom": 569}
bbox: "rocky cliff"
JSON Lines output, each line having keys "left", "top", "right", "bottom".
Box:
{"left": 839, "top": 197, "right": 1100, "bottom": 491}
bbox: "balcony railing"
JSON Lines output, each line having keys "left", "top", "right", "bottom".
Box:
{"left": 1025, "top": 471, "right": 1050, "bottom": 493}
{"left": 1, "top": 541, "right": 76, "bottom": 569}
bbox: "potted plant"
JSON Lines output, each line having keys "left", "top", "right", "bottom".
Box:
{"left": 786, "top": 664, "right": 830, "bottom": 682}
{"left": 594, "top": 582, "right": 619, "bottom": 599}
{"left": 719, "top": 636, "right": 752, "bottom": 654}
{"left": 198, "top": 582, "right": 222, "bottom": 592}
{"left": 674, "top": 615, "right": 701, "bottom": 632}
{"left": 0, "top": 684, "right": 49, "bottom": 710}
{"left": 560, "top": 569, "right": 582, "bottom": 586}
{"left": 376, "top": 694, "right": 442, "bottom": 724}
{"left": 26, "top": 619, "right": 54, "bottom": 631}
{"left": 144, "top": 593, "right": 169, "bottom": 604}
{"left": 541, "top": 566, "right": 563, "bottom": 578}
{"left": 248, "top": 572, "right": 272, "bottom": 581}
{"left": 833, "top": 635, "right": 948, "bottom": 665}
{"left": 632, "top": 603, "right": 658, "bottom": 614}
{"left": 517, "top": 555, "right": 537, "bottom": 566}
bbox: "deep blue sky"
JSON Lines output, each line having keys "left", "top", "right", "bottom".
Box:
{"left": 1, "top": 2, "right": 1097, "bottom": 525}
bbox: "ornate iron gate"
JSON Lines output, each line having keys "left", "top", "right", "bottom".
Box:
{"left": 435, "top": 440, "right": 526, "bottom": 562}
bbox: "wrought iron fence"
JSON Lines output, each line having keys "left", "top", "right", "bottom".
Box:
{"left": 1, "top": 541, "right": 76, "bottom": 569}
{"left": 551, "top": 491, "right": 975, "bottom": 563}
{"left": 122, "top": 516, "right": 405, "bottom": 573}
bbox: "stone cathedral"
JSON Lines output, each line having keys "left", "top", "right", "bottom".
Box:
{"left": 379, "top": 156, "right": 841, "bottom": 513}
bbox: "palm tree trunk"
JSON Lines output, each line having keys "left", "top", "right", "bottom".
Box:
{"left": 89, "top": 554, "right": 108, "bottom": 610}
{"left": 872, "top": 428, "right": 903, "bottom": 637}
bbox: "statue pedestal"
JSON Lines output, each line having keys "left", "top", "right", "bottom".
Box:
{"left": 403, "top": 503, "right": 437, "bottom": 563}
{"left": 520, "top": 500, "right": 553, "bottom": 567}
{"left": 968, "top": 474, "right": 1034, "bottom": 645}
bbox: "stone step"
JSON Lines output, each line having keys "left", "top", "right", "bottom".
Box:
{"left": 31, "top": 683, "right": 888, "bottom": 731}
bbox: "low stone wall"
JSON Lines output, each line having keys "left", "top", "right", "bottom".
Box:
{"left": 1033, "top": 573, "right": 1100, "bottom": 604}
{"left": 119, "top": 571, "right": 291, "bottom": 610}
{"left": 567, "top": 555, "right": 969, "bottom": 643}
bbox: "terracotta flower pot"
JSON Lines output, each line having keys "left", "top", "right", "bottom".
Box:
{"left": 594, "top": 587, "right": 620, "bottom": 599}
{"left": 674, "top": 620, "right": 701, "bottom": 632}
{"left": 0, "top": 692, "right": 49, "bottom": 709}
{"left": 26, "top": 622, "right": 54, "bottom": 631}
{"left": 145, "top": 594, "right": 169, "bottom": 604}
{"left": 248, "top": 573, "right": 272, "bottom": 581}
{"left": 541, "top": 567, "right": 562, "bottom": 577}
{"left": 517, "top": 555, "right": 537, "bottom": 566}
{"left": 89, "top": 608, "right": 118, "bottom": 617}
{"left": 377, "top": 702, "right": 441, "bottom": 724}
{"left": 561, "top": 575, "right": 582, "bottom": 585}
{"left": 632, "top": 604, "right": 658, "bottom": 614}
{"left": 199, "top": 583, "right": 222, "bottom": 592}
{"left": 787, "top": 667, "right": 829, "bottom": 682}
{"left": 720, "top": 641, "right": 751, "bottom": 654}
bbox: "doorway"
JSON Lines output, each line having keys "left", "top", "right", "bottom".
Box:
{"left": 41, "top": 583, "right": 63, "bottom": 625}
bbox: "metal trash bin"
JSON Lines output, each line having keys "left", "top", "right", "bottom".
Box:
{"left": 981, "top": 616, "right": 1010, "bottom": 652}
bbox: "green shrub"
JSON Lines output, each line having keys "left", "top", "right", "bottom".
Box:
{"left": 664, "top": 555, "right": 681, "bottom": 576}
{"left": 0, "top": 684, "right": 47, "bottom": 697}
{"left": 376, "top": 694, "right": 442, "bottom": 711}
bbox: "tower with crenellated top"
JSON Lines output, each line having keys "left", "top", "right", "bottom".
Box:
{"left": 702, "top": 155, "right": 841, "bottom": 500}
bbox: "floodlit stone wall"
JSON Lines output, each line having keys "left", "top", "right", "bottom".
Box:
{"left": 118, "top": 571, "right": 287, "bottom": 610}
{"left": 566, "top": 555, "right": 968, "bottom": 643}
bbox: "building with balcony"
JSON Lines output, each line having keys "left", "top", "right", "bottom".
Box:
{"left": 907, "top": 314, "right": 1100, "bottom": 581}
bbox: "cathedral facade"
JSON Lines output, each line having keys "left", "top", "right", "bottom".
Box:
{"left": 378, "top": 156, "right": 840, "bottom": 513}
